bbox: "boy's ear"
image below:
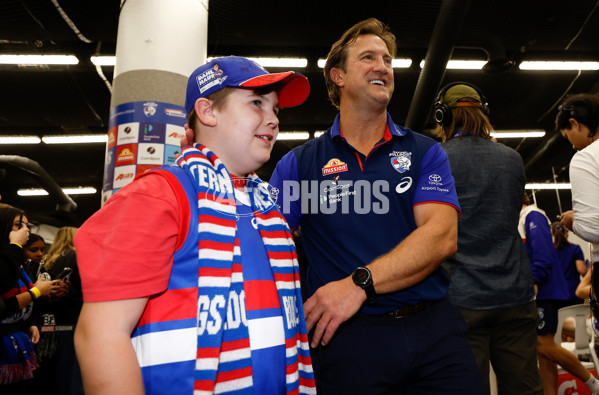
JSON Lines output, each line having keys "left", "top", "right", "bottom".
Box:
{"left": 195, "top": 98, "right": 217, "bottom": 127}
{"left": 330, "top": 68, "right": 344, "bottom": 87}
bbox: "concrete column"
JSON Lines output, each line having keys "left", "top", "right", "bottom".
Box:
{"left": 102, "top": 0, "right": 208, "bottom": 204}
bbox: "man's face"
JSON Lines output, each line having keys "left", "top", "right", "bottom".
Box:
{"left": 560, "top": 120, "right": 592, "bottom": 151}
{"left": 335, "top": 34, "right": 394, "bottom": 107}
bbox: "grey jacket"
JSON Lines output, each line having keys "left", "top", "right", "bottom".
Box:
{"left": 441, "top": 136, "right": 535, "bottom": 309}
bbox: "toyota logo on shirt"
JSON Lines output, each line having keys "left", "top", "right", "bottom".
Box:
{"left": 428, "top": 174, "right": 442, "bottom": 183}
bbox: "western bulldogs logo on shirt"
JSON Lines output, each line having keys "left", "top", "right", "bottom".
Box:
{"left": 390, "top": 151, "right": 412, "bottom": 173}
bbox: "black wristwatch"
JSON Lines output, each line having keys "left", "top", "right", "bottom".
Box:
{"left": 352, "top": 266, "right": 376, "bottom": 305}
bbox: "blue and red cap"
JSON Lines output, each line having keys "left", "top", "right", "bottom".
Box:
{"left": 185, "top": 56, "right": 310, "bottom": 114}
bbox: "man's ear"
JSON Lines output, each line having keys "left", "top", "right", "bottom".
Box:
{"left": 568, "top": 118, "right": 580, "bottom": 131}
{"left": 330, "top": 68, "right": 344, "bottom": 87}
{"left": 195, "top": 98, "right": 217, "bottom": 127}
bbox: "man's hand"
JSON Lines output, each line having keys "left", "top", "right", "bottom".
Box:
{"left": 303, "top": 276, "right": 366, "bottom": 348}
{"left": 561, "top": 210, "right": 574, "bottom": 231}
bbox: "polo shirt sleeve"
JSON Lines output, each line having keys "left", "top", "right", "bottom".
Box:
{"left": 525, "top": 211, "right": 554, "bottom": 285}
{"left": 413, "top": 143, "right": 461, "bottom": 213}
{"left": 269, "top": 151, "right": 302, "bottom": 229}
{"left": 75, "top": 173, "right": 180, "bottom": 302}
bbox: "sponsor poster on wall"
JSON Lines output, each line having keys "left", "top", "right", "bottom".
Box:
{"left": 102, "top": 101, "right": 186, "bottom": 205}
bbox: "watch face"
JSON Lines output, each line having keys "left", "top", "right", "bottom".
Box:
{"left": 354, "top": 268, "right": 371, "bottom": 284}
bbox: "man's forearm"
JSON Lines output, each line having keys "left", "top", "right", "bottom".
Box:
{"left": 369, "top": 220, "right": 456, "bottom": 294}
{"left": 368, "top": 206, "right": 457, "bottom": 294}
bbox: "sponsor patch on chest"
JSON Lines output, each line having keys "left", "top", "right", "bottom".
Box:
{"left": 322, "top": 158, "right": 348, "bottom": 176}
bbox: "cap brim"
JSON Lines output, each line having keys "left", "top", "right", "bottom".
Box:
{"left": 240, "top": 72, "right": 310, "bottom": 108}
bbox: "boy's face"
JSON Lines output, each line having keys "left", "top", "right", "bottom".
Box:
{"left": 209, "top": 89, "right": 280, "bottom": 176}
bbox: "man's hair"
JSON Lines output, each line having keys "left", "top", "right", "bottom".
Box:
{"left": 555, "top": 93, "right": 599, "bottom": 138}
{"left": 324, "top": 18, "right": 397, "bottom": 109}
{"left": 435, "top": 98, "right": 494, "bottom": 143}
{"left": 187, "top": 86, "right": 279, "bottom": 132}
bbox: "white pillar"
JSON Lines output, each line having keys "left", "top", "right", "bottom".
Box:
{"left": 102, "top": 0, "right": 208, "bottom": 204}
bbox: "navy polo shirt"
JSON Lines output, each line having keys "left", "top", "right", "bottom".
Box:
{"left": 269, "top": 113, "right": 460, "bottom": 314}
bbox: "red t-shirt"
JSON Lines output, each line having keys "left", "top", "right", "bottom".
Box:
{"left": 75, "top": 174, "right": 185, "bottom": 302}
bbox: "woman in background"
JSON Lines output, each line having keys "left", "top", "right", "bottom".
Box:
{"left": 0, "top": 205, "right": 59, "bottom": 394}
{"left": 39, "top": 226, "right": 83, "bottom": 395}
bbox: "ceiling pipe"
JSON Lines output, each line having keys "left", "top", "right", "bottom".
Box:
{"left": 0, "top": 155, "right": 77, "bottom": 212}
{"left": 523, "top": 132, "right": 562, "bottom": 172}
{"left": 405, "top": 0, "right": 473, "bottom": 133}
{"left": 456, "top": 31, "right": 518, "bottom": 74}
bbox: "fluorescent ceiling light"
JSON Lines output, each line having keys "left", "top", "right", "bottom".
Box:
{"left": 317, "top": 58, "right": 412, "bottom": 69}
{"left": 277, "top": 132, "right": 310, "bottom": 140}
{"left": 314, "top": 131, "right": 326, "bottom": 138}
{"left": 446, "top": 60, "right": 486, "bottom": 70}
{"left": 420, "top": 60, "right": 486, "bottom": 70}
{"left": 392, "top": 59, "right": 412, "bottom": 68}
{"left": 91, "top": 56, "right": 116, "bottom": 66}
{"left": 519, "top": 61, "right": 599, "bottom": 71}
{"left": 208, "top": 57, "right": 307, "bottom": 68}
{"left": 248, "top": 57, "right": 307, "bottom": 68}
{"left": 525, "top": 183, "right": 571, "bottom": 190}
{"left": 0, "top": 55, "right": 79, "bottom": 65}
{"left": 42, "top": 135, "right": 108, "bottom": 144}
{"left": 491, "top": 130, "right": 546, "bottom": 138}
{"left": 18, "top": 187, "right": 98, "bottom": 196}
{"left": 0, "top": 136, "right": 41, "bottom": 144}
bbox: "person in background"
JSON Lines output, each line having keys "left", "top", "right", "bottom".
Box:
{"left": 520, "top": 196, "right": 599, "bottom": 394}
{"left": 268, "top": 18, "right": 483, "bottom": 394}
{"left": 74, "top": 56, "right": 315, "bottom": 395}
{"left": 35, "top": 226, "right": 83, "bottom": 395}
{"left": 435, "top": 82, "right": 542, "bottom": 394}
{"left": 551, "top": 222, "right": 586, "bottom": 305}
{"left": 0, "top": 205, "right": 60, "bottom": 394}
{"left": 557, "top": 94, "right": 599, "bottom": 322}
{"left": 22, "top": 234, "right": 46, "bottom": 281}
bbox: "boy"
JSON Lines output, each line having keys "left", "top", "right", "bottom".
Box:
{"left": 74, "top": 56, "right": 315, "bottom": 395}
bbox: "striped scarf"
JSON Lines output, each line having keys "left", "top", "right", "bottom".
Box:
{"left": 176, "top": 144, "right": 315, "bottom": 394}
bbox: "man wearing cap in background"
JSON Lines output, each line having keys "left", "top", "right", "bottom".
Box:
{"left": 269, "top": 18, "right": 483, "bottom": 394}
{"left": 435, "top": 82, "right": 543, "bottom": 394}
{"left": 74, "top": 56, "right": 316, "bottom": 395}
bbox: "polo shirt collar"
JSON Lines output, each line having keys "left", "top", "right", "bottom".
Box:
{"left": 329, "top": 112, "right": 407, "bottom": 140}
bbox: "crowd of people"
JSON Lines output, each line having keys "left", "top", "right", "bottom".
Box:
{"left": 0, "top": 204, "right": 81, "bottom": 395}
{"left": 1, "top": 17, "right": 598, "bottom": 395}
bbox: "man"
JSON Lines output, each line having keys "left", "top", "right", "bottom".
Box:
{"left": 435, "top": 82, "right": 542, "bottom": 394}
{"left": 269, "top": 18, "right": 483, "bottom": 394}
